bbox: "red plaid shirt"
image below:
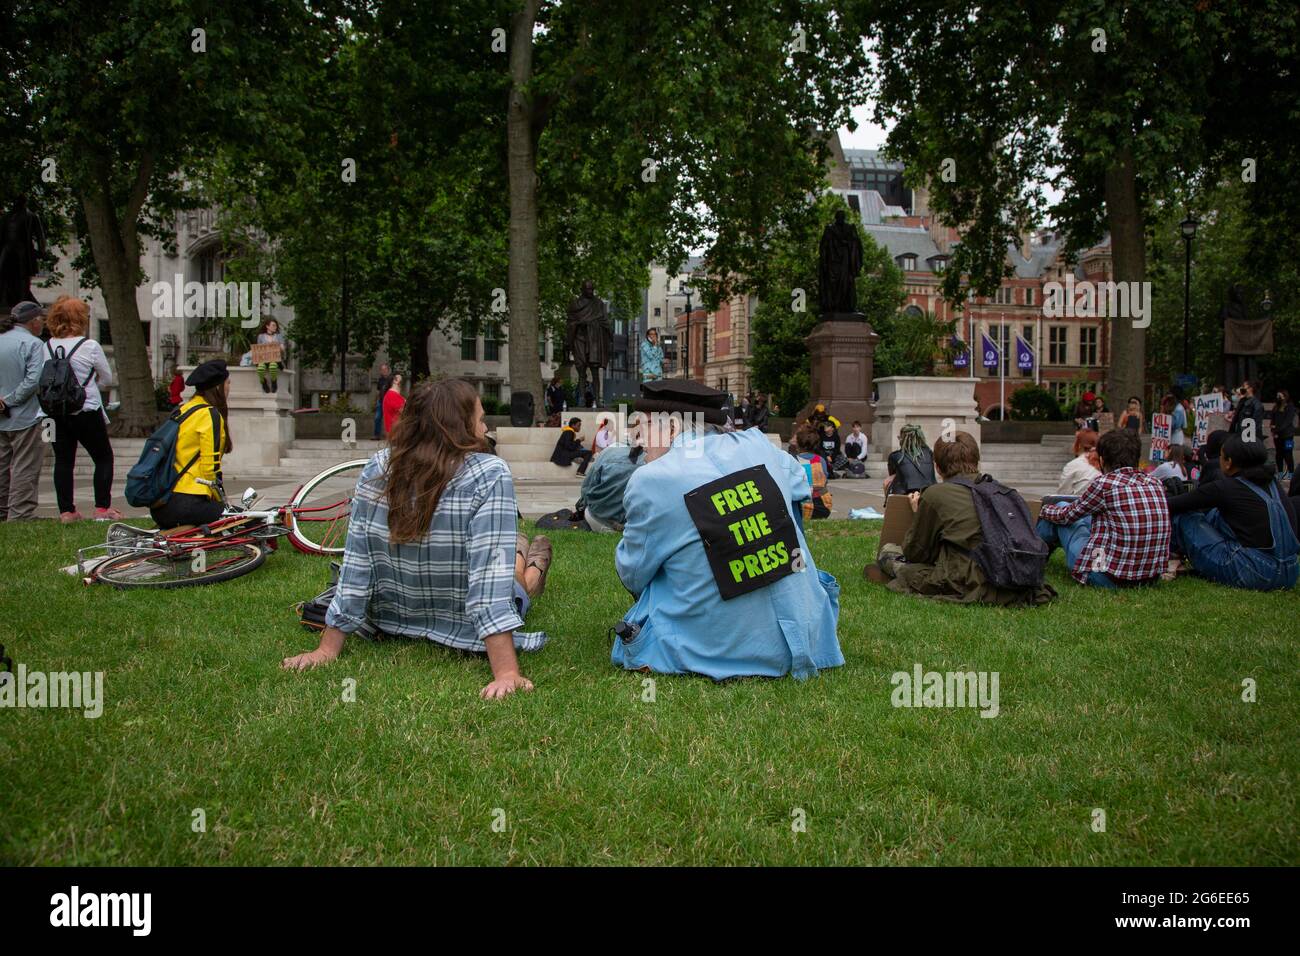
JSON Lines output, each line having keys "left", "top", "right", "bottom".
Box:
{"left": 1040, "top": 467, "right": 1171, "bottom": 583}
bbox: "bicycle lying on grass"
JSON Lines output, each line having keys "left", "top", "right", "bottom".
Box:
{"left": 76, "top": 459, "right": 368, "bottom": 589}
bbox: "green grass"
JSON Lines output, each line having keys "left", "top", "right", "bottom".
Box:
{"left": 1, "top": 518, "right": 1296, "bottom": 866}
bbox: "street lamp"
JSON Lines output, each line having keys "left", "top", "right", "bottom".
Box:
{"left": 1179, "top": 215, "right": 1199, "bottom": 374}
{"left": 667, "top": 276, "right": 698, "bottom": 380}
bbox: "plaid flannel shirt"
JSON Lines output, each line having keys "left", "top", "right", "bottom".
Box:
{"left": 1040, "top": 467, "right": 1171, "bottom": 583}
{"left": 326, "top": 450, "right": 546, "bottom": 652}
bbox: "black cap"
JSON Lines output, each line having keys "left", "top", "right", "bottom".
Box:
{"left": 637, "top": 379, "right": 728, "bottom": 424}
{"left": 186, "top": 359, "right": 229, "bottom": 390}
{"left": 9, "top": 301, "right": 46, "bottom": 322}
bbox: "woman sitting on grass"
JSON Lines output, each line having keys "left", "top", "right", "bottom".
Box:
{"left": 1056, "top": 429, "right": 1101, "bottom": 495}
{"left": 282, "top": 379, "right": 553, "bottom": 700}
{"left": 1167, "top": 436, "right": 1298, "bottom": 591}
{"left": 884, "top": 423, "right": 935, "bottom": 496}
{"left": 794, "top": 424, "right": 832, "bottom": 520}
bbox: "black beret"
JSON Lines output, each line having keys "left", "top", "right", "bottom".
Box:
{"left": 186, "top": 359, "right": 229, "bottom": 390}
{"left": 638, "top": 378, "right": 728, "bottom": 424}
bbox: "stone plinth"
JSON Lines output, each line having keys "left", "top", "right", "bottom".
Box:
{"left": 178, "top": 366, "right": 298, "bottom": 473}
{"left": 871, "top": 376, "right": 981, "bottom": 455}
{"left": 799, "top": 319, "right": 880, "bottom": 429}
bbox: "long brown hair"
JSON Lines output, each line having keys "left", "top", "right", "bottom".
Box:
{"left": 385, "top": 379, "right": 487, "bottom": 544}
{"left": 198, "top": 384, "right": 233, "bottom": 453}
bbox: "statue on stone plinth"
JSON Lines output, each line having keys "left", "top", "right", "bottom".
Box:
{"left": 0, "top": 197, "right": 47, "bottom": 311}
{"left": 818, "top": 209, "right": 863, "bottom": 317}
{"left": 1220, "top": 283, "right": 1273, "bottom": 386}
{"left": 565, "top": 279, "right": 612, "bottom": 405}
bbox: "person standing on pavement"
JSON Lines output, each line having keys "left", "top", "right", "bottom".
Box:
{"left": 0, "top": 301, "right": 48, "bottom": 521}
{"left": 44, "top": 295, "right": 121, "bottom": 522}
{"left": 373, "top": 362, "right": 392, "bottom": 439}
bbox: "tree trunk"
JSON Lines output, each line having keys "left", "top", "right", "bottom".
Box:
{"left": 1103, "top": 144, "right": 1147, "bottom": 408}
{"left": 80, "top": 176, "right": 158, "bottom": 436}
{"left": 406, "top": 324, "right": 431, "bottom": 379}
{"left": 506, "top": 0, "right": 544, "bottom": 421}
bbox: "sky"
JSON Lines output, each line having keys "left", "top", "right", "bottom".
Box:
{"left": 838, "top": 104, "right": 891, "bottom": 152}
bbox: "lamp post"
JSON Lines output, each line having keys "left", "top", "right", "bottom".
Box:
{"left": 667, "top": 276, "right": 697, "bottom": 380}
{"left": 1179, "top": 215, "right": 1199, "bottom": 374}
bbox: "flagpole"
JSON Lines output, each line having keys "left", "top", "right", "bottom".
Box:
{"left": 1000, "top": 311, "right": 1006, "bottom": 420}
{"left": 969, "top": 310, "right": 974, "bottom": 381}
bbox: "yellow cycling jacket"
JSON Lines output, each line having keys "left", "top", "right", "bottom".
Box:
{"left": 173, "top": 395, "right": 226, "bottom": 499}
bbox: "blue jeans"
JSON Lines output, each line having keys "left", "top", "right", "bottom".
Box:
{"left": 373, "top": 400, "right": 384, "bottom": 439}
{"left": 1036, "top": 515, "right": 1118, "bottom": 588}
{"left": 1173, "top": 510, "right": 1298, "bottom": 591}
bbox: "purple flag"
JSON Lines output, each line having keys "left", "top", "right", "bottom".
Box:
{"left": 981, "top": 332, "right": 1000, "bottom": 369}
{"left": 1016, "top": 335, "right": 1034, "bottom": 372}
{"left": 951, "top": 335, "right": 969, "bottom": 369}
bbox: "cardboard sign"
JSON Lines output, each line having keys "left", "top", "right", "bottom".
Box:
{"left": 878, "top": 494, "right": 917, "bottom": 555}
{"left": 684, "top": 465, "right": 799, "bottom": 600}
{"left": 1096, "top": 411, "right": 1115, "bottom": 434}
{"left": 250, "top": 343, "right": 283, "bottom": 365}
{"left": 1150, "top": 413, "right": 1172, "bottom": 462}
{"left": 1193, "top": 394, "right": 1221, "bottom": 447}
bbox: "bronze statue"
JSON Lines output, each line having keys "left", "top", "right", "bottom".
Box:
{"left": 565, "top": 279, "right": 611, "bottom": 405}
{"left": 1220, "top": 283, "right": 1273, "bottom": 386}
{"left": 818, "top": 209, "right": 863, "bottom": 316}
{"left": 0, "top": 197, "right": 47, "bottom": 311}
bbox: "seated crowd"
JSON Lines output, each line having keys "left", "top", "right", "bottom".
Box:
{"left": 275, "top": 376, "right": 1296, "bottom": 698}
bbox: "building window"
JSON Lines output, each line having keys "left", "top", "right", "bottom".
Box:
{"left": 1049, "top": 382, "right": 1073, "bottom": 407}
{"left": 1048, "top": 325, "right": 1068, "bottom": 365}
{"left": 460, "top": 321, "right": 478, "bottom": 361}
{"left": 1025, "top": 288, "right": 1034, "bottom": 307}
{"left": 538, "top": 335, "right": 547, "bottom": 361}
{"left": 1079, "top": 326, "right": 1098, "bottom": 366}
{"left": 988, "top": 323, "right": 1013, "bottom": 376}
{"left": 653, "top": 307, "right": 661, "bottom": 317}
{"left": 483, "top": 323, "right": 501, "bottom": 362}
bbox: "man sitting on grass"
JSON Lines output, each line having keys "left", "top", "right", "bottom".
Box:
{"left": 1036, "top": 428, "right": 1170, "bottom": 588}
{"left": 612, "top": 380, "right": 843, "bottom": 681}
{"left": 877, "top": 431, "right": 1055, "bottom": 605}
{"left": 282, "top": 379, "right": 552, "bottom": 700}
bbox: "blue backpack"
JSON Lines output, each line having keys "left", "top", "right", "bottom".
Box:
{"left": 125, "top": 403, "right": 220, "bottom": 508}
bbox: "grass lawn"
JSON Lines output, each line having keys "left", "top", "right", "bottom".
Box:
{"left": 1, "top": 517, "right": 1296, "bottom": 866}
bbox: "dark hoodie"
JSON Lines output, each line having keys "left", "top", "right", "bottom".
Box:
{"left": 1170, "top": 463, "right": 1298, "bottom": 549}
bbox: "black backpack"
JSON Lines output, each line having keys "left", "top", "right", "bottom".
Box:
{"left": 949, "top": 475, "right": 1049, "bottom": 590}
{"left": 37, "top": 338, "right": 95, "bottom": 417}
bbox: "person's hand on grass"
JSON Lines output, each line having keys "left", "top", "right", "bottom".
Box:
{"left": 282, "top": 647, "right": 338, "bottom": 671}
{"left": 281, "top": 627, "right": 345, "bottom": 671}
{"left": 480, "top": 672, "right": 533, "bottom": 700}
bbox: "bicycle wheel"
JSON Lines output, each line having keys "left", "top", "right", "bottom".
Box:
{"left": 287, "top": 458, "right": 369, "bottom": 556}
{"left": 94, "top": 541, "right": 266, "bottom": 589}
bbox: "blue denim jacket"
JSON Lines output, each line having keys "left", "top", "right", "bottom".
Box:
{"left": 613, "top": 428, "right": 844, "bottom": 680}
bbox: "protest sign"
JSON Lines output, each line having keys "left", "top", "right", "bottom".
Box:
{"left": 1193, "top": 394, "right": 1220, "bottom": 447}
{"left": 1150, "top": 413, "right": 1172, "bottom": 462}
{"left": 684, "top": 465, "right": 799, "bottom": 600}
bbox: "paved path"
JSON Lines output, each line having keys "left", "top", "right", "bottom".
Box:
{"left": 32, "top": 471, "right": 1062, "bottom": 524}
